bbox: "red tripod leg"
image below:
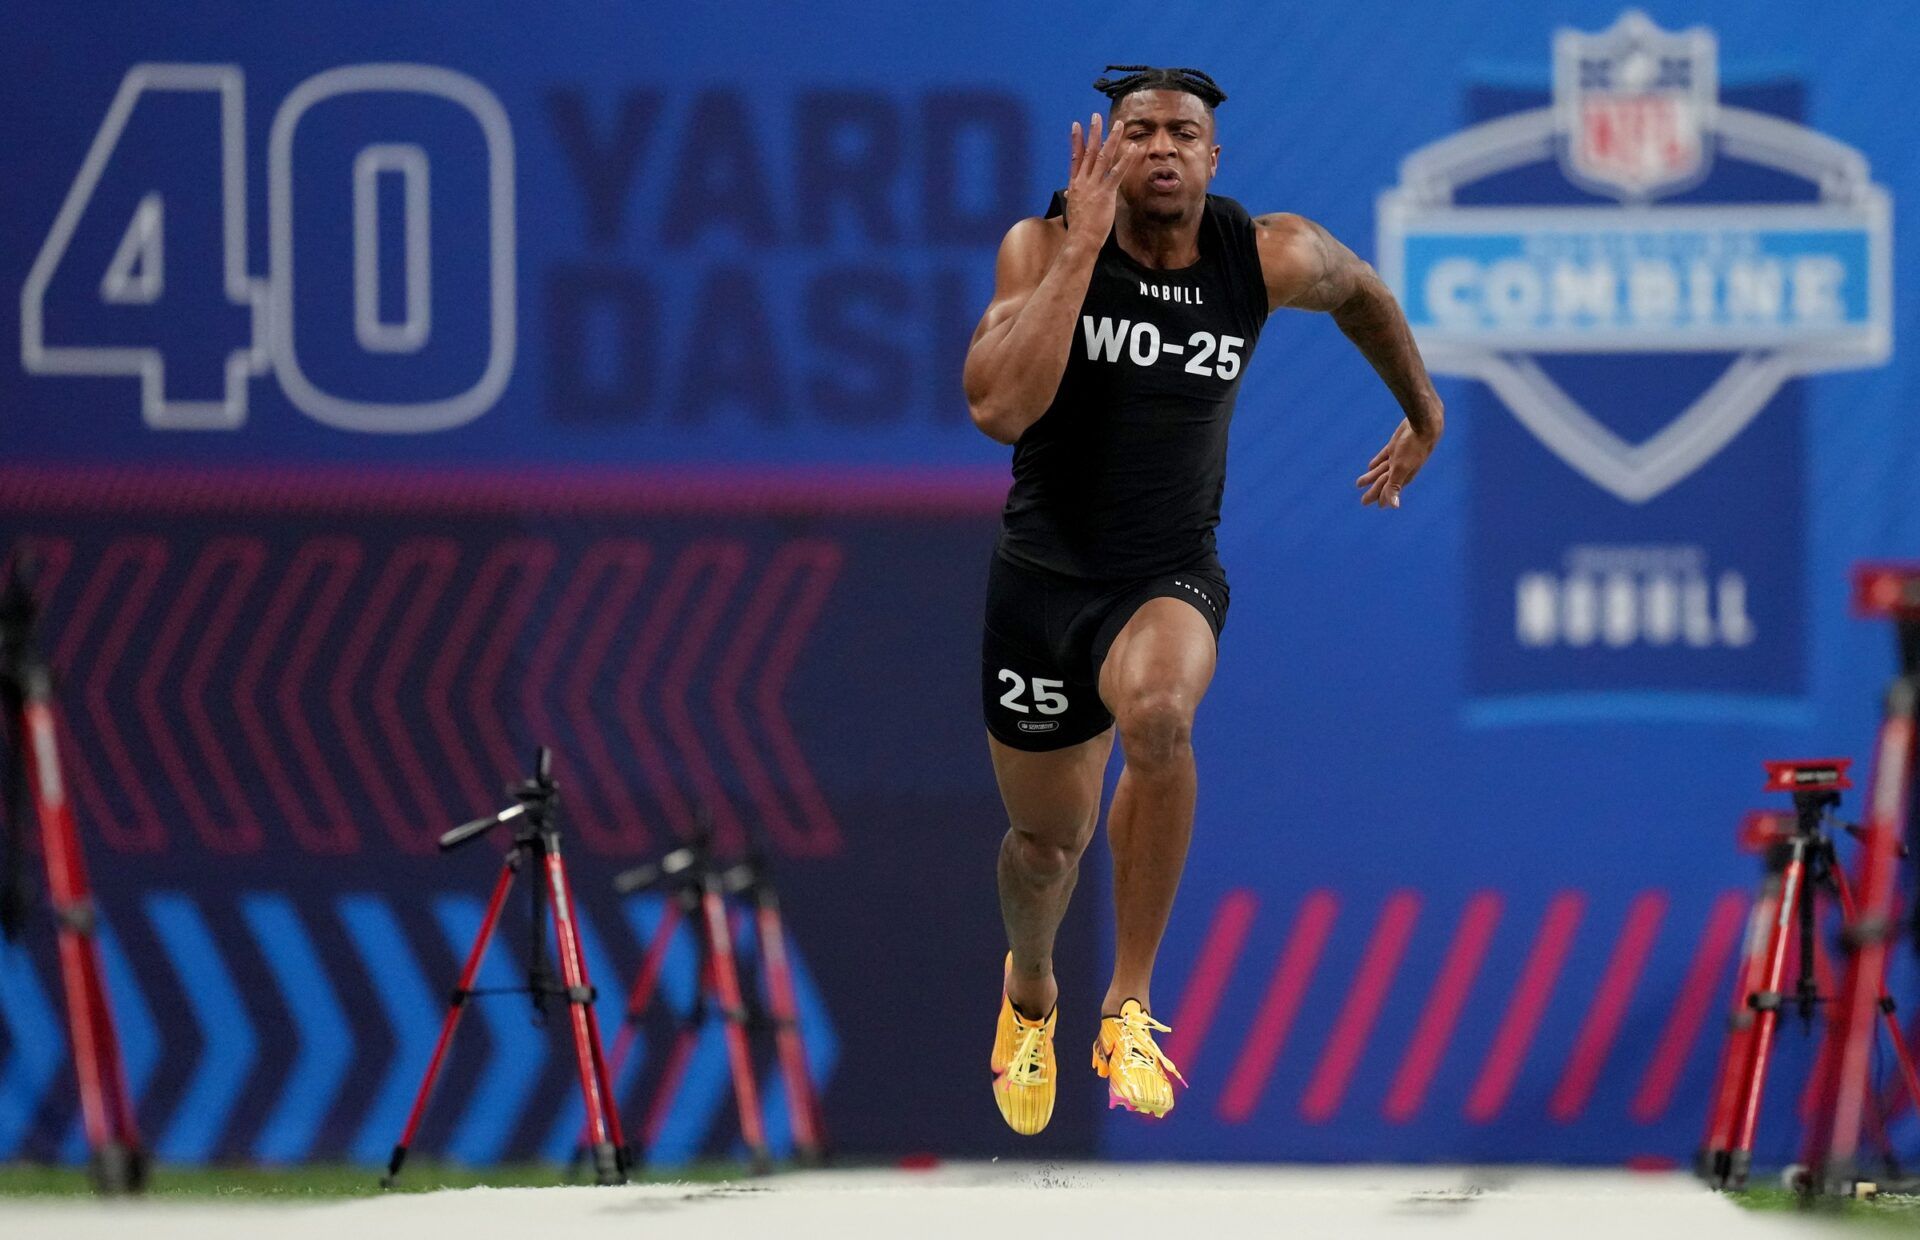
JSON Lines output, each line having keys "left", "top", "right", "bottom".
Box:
{"left": 639, "top": 889, "right": 711, "bottom": 1154}
{"left": 1726, "top": 833, "right": 1807, "bottom": 1189}
{"left": 1702, "top": 876, "right": 1780, "bottom": 1182}
{"left": 540, "top": 843, "right": 626, "bottom": 1185}
{"left": 1863, "top": 1072, "right": 1899, "bottom": 1166}
{"left": 1808, "top": 710, "right": 1915, "bottom": 1190}
{"left": 585, "top": 1002, "right": 624, "bottom": 1154}
{"left": 22, "top": 695, "right": 143, "bottom": 1190}
{"left": 77, "top": 934, "right": 140, "bottom": 1152}
{"left": 754, "top": 897, "right": 824, "bottom": 1160}
{"left": 583, "top": 900, "right": 683, "bottom": 1158}
{"left": 1874, "top": 1011, "right": 1920, "bottom": 1125}
{"left": 701, "top": 881, "right": 768, "bottom": 1168}
{"left": 1828, "top": 862, "right": 1920, "bottom": 1120}
{"left": 1794, "top": 916, "right": 1841, "bottom": 1124}
{"left": 382, "top": 855, "right": 518, "bottom": 1187}
{"left": 641, "top": 1011, "right": 704, "bottom": 1152}
{"left": 606, "top": 901, "right": 684, "bottom": 1085}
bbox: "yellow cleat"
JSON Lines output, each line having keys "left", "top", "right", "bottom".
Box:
{"left": 1092, "top": 999, "right": 1186, "bottom": 1118}
{"left": 992, "top": 956, "right": 1057, "bottom": 1135}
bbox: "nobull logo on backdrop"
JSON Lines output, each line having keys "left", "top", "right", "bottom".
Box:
{"left": 1377, "top": 10, "right": 1891, "bottom": 719}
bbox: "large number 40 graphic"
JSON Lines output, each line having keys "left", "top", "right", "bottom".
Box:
{"left": 20, "top": 63, "right": 516, "bottom": 432}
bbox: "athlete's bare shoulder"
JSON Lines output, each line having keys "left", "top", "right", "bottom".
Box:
{"left": 1250, "top": 211, "right": 1371, "bottom": 313}
{"left": 1250, "top": 211, "right": 1317, "bottom": 251}
{"left": 1010, "top": 214, "right": 1070, "bottom": 241}
{"left": 1001, "top": 215, "right": 1069, "bottom": 266}
{"left": 984, "top": 215, "right": 1070, "bottom": 302}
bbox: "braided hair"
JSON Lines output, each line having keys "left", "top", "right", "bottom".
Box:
{"left": 1092, "top": 65, "right": 1228, "bottom": 111}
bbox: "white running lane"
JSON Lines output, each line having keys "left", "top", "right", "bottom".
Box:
{"left": 0, "top": 1164, "right": 1841, "bottom": 1239}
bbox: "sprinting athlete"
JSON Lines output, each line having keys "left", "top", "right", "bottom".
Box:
{"left": 963, "top": 66, "right": 1444, "bottom": 1134}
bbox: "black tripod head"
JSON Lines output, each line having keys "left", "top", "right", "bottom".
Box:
{"left": 1764, "top": 758, "right": 1853, "bottom": 831}
{"left": 0, "top": 546, "right": 50, "bottom": 692}
{"left": 439, "top": 746, "right": 559, "bottom": 852}
{"left": 721, "top": 809, "right": 783, "bottom": 901}
{"left": 611, "top": 842, "right": 703, "bottom": 897}
{"left": 611, "top": 805, "right": 777, "bottom": 894}
{"left": 1856, "top": 563, "right": 1920, "bottom": 676}
{"left": 435, "top": 746, "right": 570, "bottom": 1021}
{"left": 0, "top": 547, "right": 46, "bottom": 943}
{"left": 0, "top": 548, "right": 33, "bottom": 638}
{"left": 612, "top": 803, "right": 718, "bottom": 899}
{"left": 611, "top": 804, "right": 781, "bottom": 906}
{"left": 1752, "top": 756, "right": 1908, "bottom": 864}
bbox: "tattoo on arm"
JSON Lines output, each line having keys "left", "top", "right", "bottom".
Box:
{"left": 1261, "top": 213, "right": 1443, "bottom": 437}
{"left": 1331, "top": 271, "right": 1442, "bottom": 438}
{"left": 1295, "top": 219, "right": 1360, "bottom": 312}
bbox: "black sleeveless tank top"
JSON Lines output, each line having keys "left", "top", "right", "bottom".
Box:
{"left": 996, "top": 193, "right": 1270, "bottom": 581}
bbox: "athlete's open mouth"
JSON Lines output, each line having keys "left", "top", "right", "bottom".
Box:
{"left": 1148, "top": 169, "right": 1181, "bottom": 191}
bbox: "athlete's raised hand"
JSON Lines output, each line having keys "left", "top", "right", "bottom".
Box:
{"left": 1356, "top": 417, "right": 1440, "bottom": 509}
{"left": 1061, "top": 113, "right": 1139, "bottom": 245}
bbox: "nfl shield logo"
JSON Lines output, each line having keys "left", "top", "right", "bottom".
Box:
{"left": 1378, "top": 8, "right": 1891, "bottom": 717}
{"left": 1554, "top": 10, "right": 1716, "bottom": 200}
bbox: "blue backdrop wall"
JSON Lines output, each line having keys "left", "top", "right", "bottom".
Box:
{"left": 2, "top": 0, "right": 1917, "bottom": 1169}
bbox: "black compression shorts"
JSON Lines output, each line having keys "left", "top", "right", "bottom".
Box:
{"left": 980, "top": 552, "right": 1229, "bottom": 752}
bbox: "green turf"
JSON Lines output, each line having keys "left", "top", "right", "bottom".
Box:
{"left": 0, "top": 1161, "right": 749, "bottom": 1198}
{"left": 1731, "top": 1187, "right": 1920, "bottom": 1227}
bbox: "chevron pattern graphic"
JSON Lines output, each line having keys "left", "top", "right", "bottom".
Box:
{"left": 0, "top": 889, "right": 837, "bottom": 1166}
{"left": 3, "top": 530, "right": 844, "bottom": 861}
{"left": 0, "top": 503, "right": 885, "bottom": 1165}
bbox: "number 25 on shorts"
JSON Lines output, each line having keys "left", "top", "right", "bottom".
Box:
{"left": 998, "top": 669, "right": 1068, "bottom": 715}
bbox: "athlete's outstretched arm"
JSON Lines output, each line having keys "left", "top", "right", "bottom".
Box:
{"left": 964, "top": 115, "right": 1140, "bottom": 444}
{"left": 1254, "top": 212, "right": 1445, "bottom": 508}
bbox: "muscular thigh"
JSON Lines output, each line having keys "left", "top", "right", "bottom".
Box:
{"left": 1098, "top": 595, "right": 1219, "bottom": 716}
{"left": 988, "top": 729, "right": 1114, "bottom": 849}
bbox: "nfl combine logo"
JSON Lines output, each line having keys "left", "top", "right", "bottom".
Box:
{"left": 1556, "top": 11, "right": 1716, "bottom": 200}
{"left": 1378, "top": 10, "right": 1891, "bottom": 720}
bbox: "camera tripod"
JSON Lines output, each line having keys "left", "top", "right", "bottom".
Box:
{"left": 382, "top": 747, "right": 627, "bottom": 1187}
{"left": 1701, "top": 759, "right": 1920, "bottom": 1192}
{"left": 605, "top": 825, "right": 826, "bottom": 1170}
{"left": 1798, "top": 566, "right": 1920, "bottom": 1194}
{"left": 0, "top": 550, "right": 145, "bottom": 1194}
{"left": 1853, "top": 567, "right": 1920, "bottom": 961}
